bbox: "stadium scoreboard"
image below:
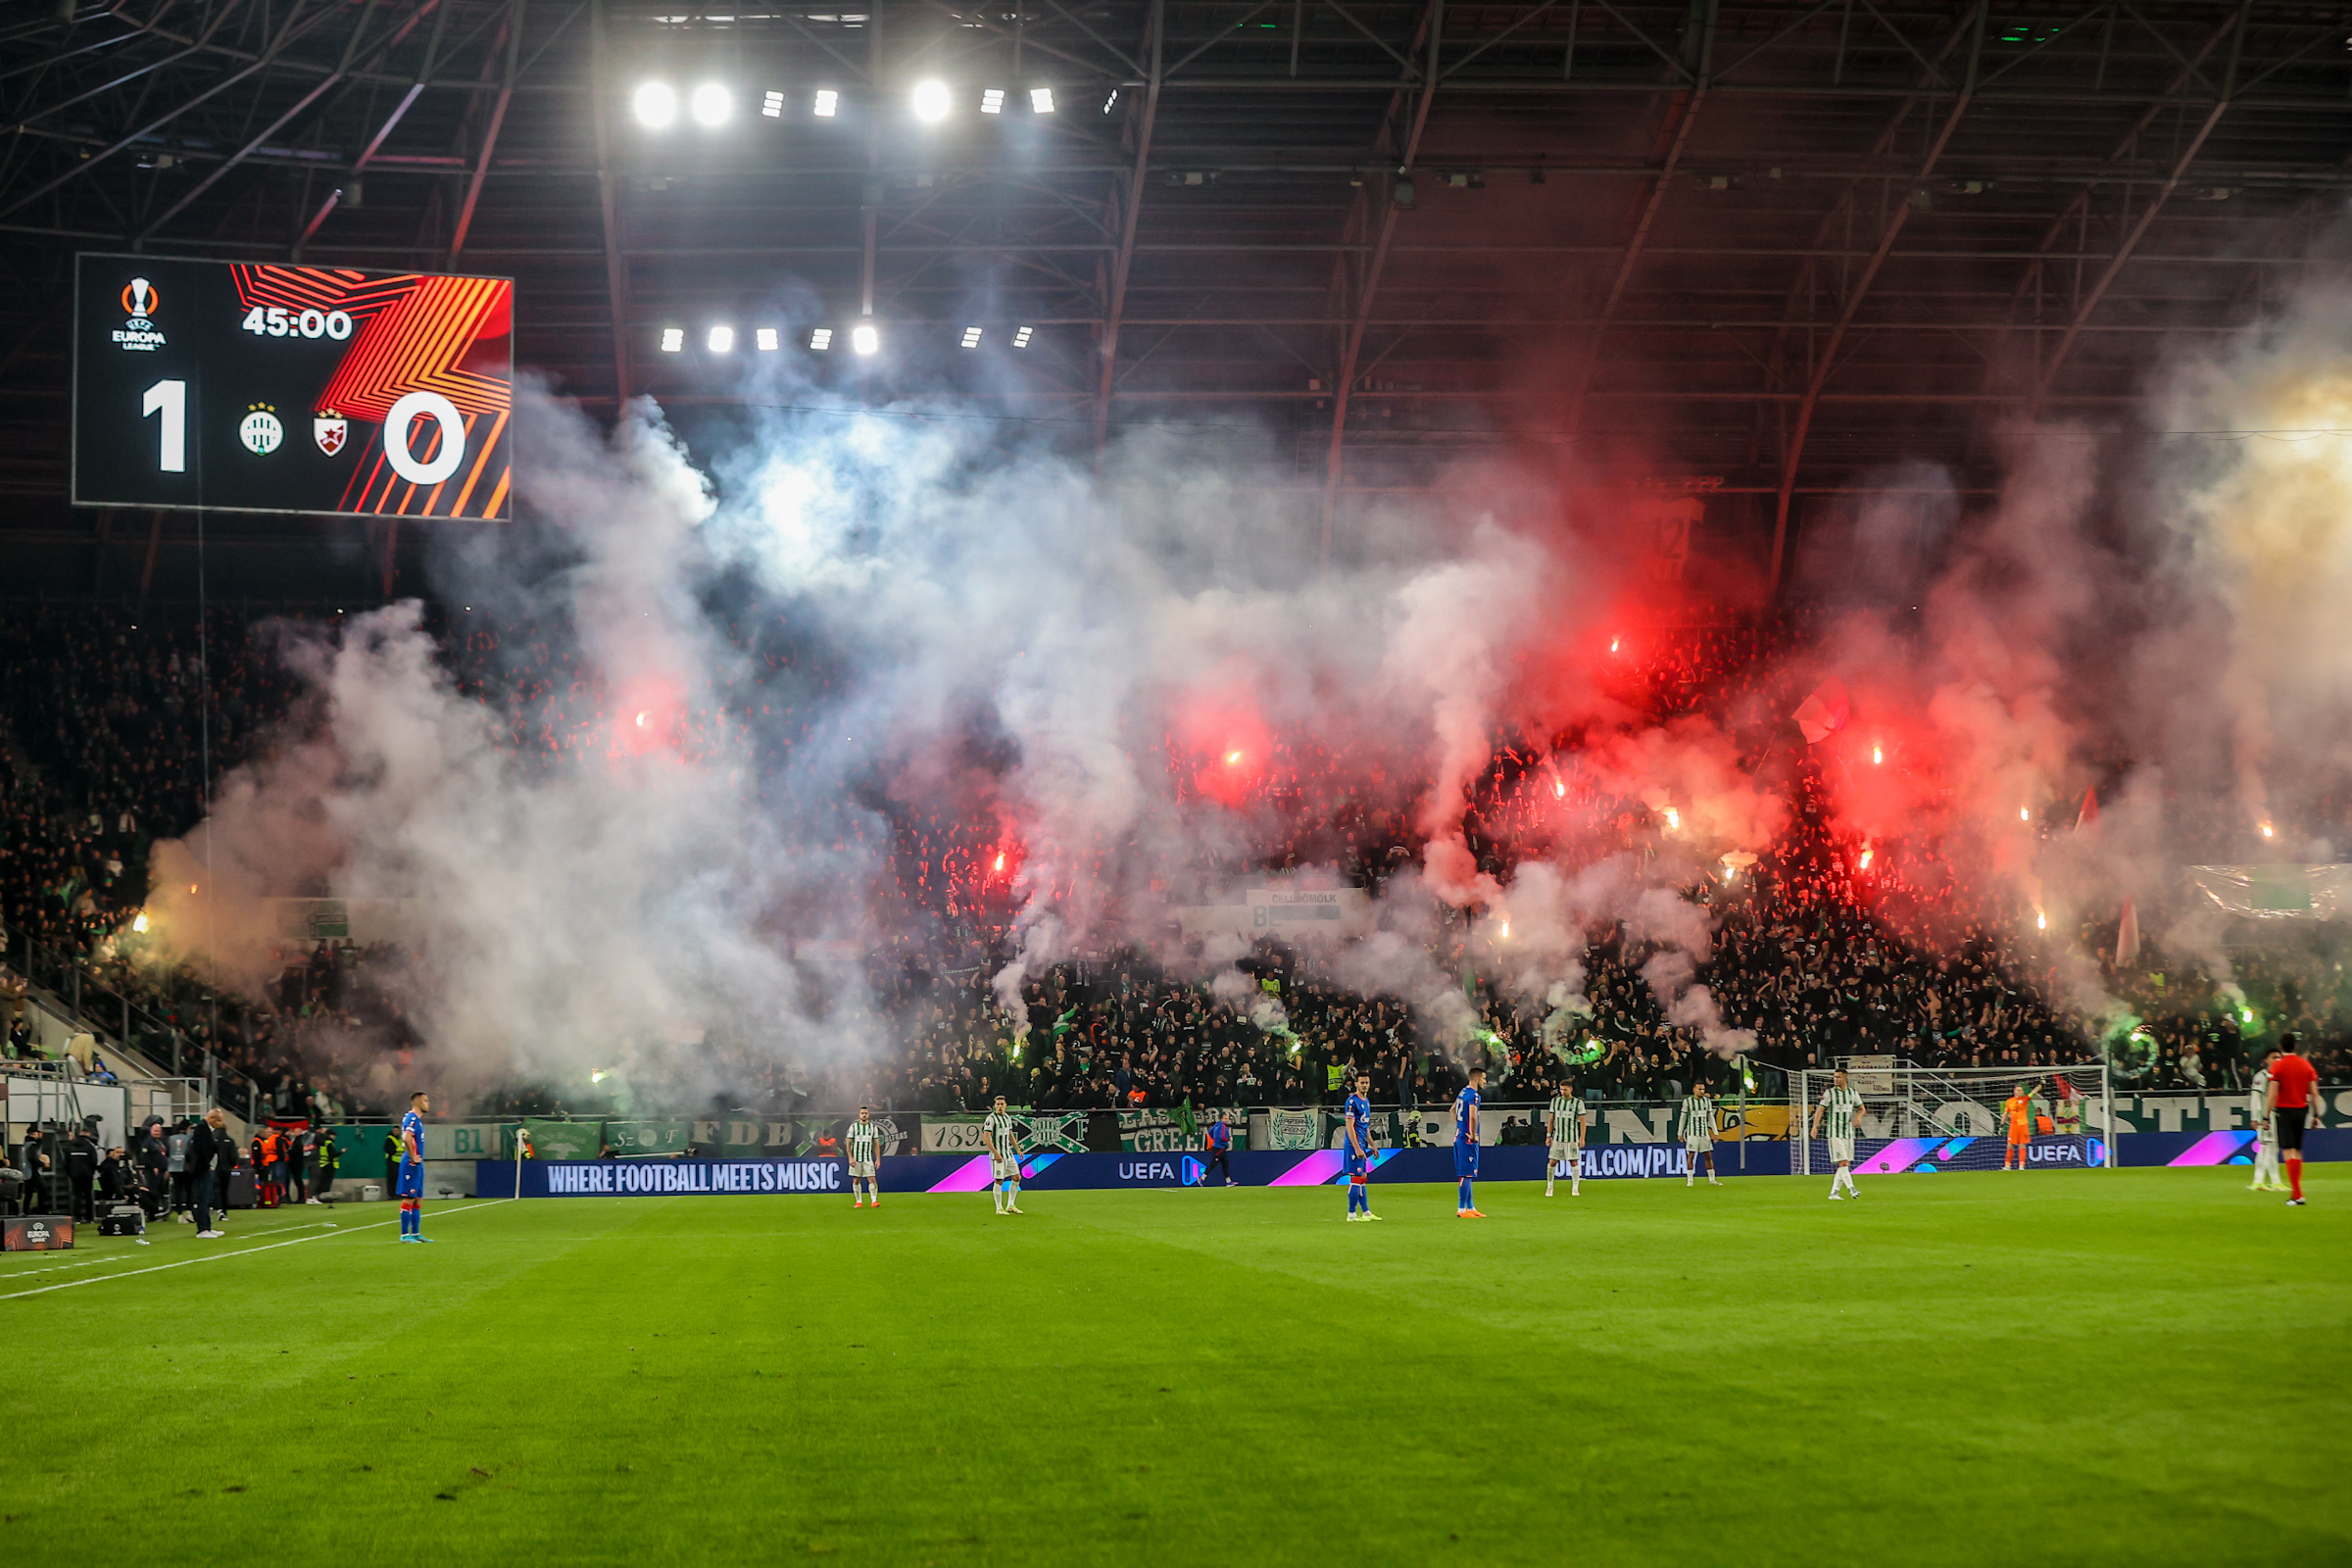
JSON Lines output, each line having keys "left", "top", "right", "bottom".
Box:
{"left": 73, "top": 253, "right": 514, "bottom": 520}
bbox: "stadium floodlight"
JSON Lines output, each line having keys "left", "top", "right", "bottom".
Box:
{"left": 1031, "top": 87, "right": 1055, "bottom": 113}
{"left": 690, "top": 82, "right": 730, "bottom": 126}
{"left": 755, "top": 327, "right": 779, "bottom": 351}
{"left": 852, "top": 321, "right": 879, "bottom": 355}
{"left": 1012, "top": 324, "right": 1034, "bottom": 348}
{"left": 813, "top": 88, "right": 839, "bottom": 118}
{"left": 960, "top": 325, "right": 983, "bottom": 348}
{"left": 809, "top": 326, "right": 833, "bottom": 351}
{"left": 911, "top": 79, "right": 950, "bottom": 122}
{"left": 761, "top": 89, "right": 785, "bottom": 118}
{"left": 633, "top": 81, "right": 679, "bottom": 128}
{"left": 708, "top": 324, "right": 734, "bottom": 353}
{"left": 659, "top": 326, "right": 684, "bottom": 352}
{"left": 981, "top": 87, "right": 1004, "bottom": 115}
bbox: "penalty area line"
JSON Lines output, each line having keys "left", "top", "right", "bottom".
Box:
{"left": 0, "top": 1199, "right": 513, "bottom": 1300}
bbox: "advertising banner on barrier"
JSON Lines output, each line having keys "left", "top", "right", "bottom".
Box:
{"left": 1828, "top": 1134, "right": 2101, "bottom": 1175}
{"left": 477, "top": 1130, "right": 2334, "bottom": 1199}
{"left": 2120, "top": 1127, "right": 2351, "bottom": 1166}
{"left": 483, "top": 1143, "right": 1797, "bottom": 1197}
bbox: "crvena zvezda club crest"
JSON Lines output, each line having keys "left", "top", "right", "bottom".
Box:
{"left": 313, "top": 411, "right": 348, "bottom": 456}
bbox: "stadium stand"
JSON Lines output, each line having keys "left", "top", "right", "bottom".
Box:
{"left": 1, "top": 607, "right": 2344, "bottom": 1126}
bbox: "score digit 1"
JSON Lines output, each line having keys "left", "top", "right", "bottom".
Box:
{"left": 142, "top": 377, "right": 187, "bottom": 473}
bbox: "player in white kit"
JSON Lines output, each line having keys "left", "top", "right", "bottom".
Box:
{"left": 846, "top": 1105, "right": 883, "bottom": 1207}
{"left": 2248, "top": 1051, "right": 2287, "bottom": 1193}
{"left": 981, "top": 1094, "right": 1025, "bottom": 1215}
{"left": 1544, "top": 1087, "right": 1589, "bottom": 1197}
{"left": 1810, "top": 1068, "right": 1864, "bottom": 1200}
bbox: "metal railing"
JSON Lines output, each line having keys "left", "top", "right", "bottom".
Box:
{"left": 4, "top": 929, "right": 270, "bottom": 1123}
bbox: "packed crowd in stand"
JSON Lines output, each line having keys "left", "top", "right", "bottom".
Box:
{"left": 0, "top": 605, "right": 2345, "bottom": 1128}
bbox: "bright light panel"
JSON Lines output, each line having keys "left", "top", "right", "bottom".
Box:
{"left": 633, "top": 81, "right": 678, "bottom": 128}
{"left": 1012, "top": 324, "right": 1034, "bottom": 347}
{"left": 980, "top": 87, "right": 1004, "bottom": 115}
{"left": 690, "top": 82, "right": 730, "bottom": 126}
{"left": 1030, "top": 87, "right": 1055, "bottom": 113}
{"left": 755, "top": 327, "right": 779, "bottom": 351}
{"left": 851, "top": 321, "right": 879, "bottom": 355}
{"left": 659, "top": 327, "right": 684, "bottom": 353}
{"left": 761, "top": 89, "right": 785, "bottom": 118}
{"left": 911, "top": 79, "right": 950, "bottom": 122}
{"left": 813, "top": 88, "right": 839, "bottom": 118}
{"left": 808, "top": 327, "right": 833, "bottom": 351}
{"left": 960, "top": 325, "right": 983, "bottom": 348}
{"left": 708, "top": 324, "right": 734, "bottom": 353}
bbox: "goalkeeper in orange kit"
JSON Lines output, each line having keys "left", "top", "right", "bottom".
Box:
{"left": 2001, "top": 1082, "right": 2035, "bottom": 1170}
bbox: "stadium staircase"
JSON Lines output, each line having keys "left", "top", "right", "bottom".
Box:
{"left": 3, "top": 932, "right": 253, "bottom": 1142}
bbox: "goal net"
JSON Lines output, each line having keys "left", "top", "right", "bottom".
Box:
{"left": 1789, "top": 1058, "right": 2115, "bottom": 1178}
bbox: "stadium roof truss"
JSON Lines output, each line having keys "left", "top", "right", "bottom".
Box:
{"left": 2, "top": 0, "right": 2348, "bottom": 579}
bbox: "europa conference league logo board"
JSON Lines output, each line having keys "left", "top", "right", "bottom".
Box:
{"left": 73, "top": 254, "right": 514, "bottom": 519}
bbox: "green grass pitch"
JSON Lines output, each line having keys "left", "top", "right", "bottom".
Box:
{"left": 7, "top": 1166, "right": 2347, "bottom": 1566}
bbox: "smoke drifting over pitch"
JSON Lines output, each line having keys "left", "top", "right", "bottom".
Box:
{"left": 141, "top": 287, "right": 2352, "bottom": 1090}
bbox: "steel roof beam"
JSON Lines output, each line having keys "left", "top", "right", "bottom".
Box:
{"left": 1093, "top": 0, "right": 1166, "bottom": 454}
{"left": 1769, "top": 0, "right": 1988, "bottom": 594}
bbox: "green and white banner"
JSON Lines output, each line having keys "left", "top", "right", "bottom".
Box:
{"left": 1258, "top": 1108, "right": 1322, "bottom": 1151}
{"left": 2106, "top": 1089, "right": 2351, "bottom": 1134}
{"left": 921, "top": 1112, "right": 1086, "bottom": 1154}
{"left": 516, "top": 1119, "right": 602, "bottom": 1161}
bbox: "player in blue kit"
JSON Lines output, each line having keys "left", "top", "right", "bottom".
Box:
{"left": 397, "top": 1090, "right": 433, "bottom": 1243}
{"left": 1455, "top": 1065, "right": 1487, "bottom": 1218}
{"left": 1343, "top": 1072, "right": 1380, "bottom": 1222}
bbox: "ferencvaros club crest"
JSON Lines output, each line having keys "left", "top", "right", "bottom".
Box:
{"left": 313, "top": 409, "right": 348, "bottom": 457}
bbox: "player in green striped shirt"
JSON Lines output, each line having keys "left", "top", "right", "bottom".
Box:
{"left": 1544, "top": 1089, "right": 1590, "bottom": 1198}
{"left": 846, "top": 1106, "right": 884, "bottom": 1208}
{"left": 1680, "top": 1081, "right": 1722, "bottom": 1187}
{"left": 981, "top": 1095, "right": 1025, "bottom": 1215}
{"left": 1808, "top": 1068, "right": 1864, "bottom": 1200}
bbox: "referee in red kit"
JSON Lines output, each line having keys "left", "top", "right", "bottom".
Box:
{"left": 2267, "top": 1032, "right": 2322, "bottom": 1207}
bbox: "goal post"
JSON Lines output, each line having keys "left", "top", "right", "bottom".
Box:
{"left": 1791, "top": 1059, "right": 2114, "bottom": 1178}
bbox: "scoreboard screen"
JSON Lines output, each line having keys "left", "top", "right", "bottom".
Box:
{"left": 73, "top": 253, "right": 514, "bottom": 520}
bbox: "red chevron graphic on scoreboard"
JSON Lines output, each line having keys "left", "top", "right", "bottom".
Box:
{"left": 314, "top": 273, "right": 511, "bottom": 421}
{"left": 224, "top": 265, "right": 513, "bottom": 520}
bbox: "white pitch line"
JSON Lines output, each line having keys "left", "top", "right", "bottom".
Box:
{"left": 0, "top": 1200, "right": 512, "bottom": 1301}
{"left": 0, "top": 1217, "right": 353, "bottom": 1280}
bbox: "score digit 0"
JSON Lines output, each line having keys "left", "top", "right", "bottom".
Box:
{"left": 385, "top": 391, "right": 466, "bottom": 486}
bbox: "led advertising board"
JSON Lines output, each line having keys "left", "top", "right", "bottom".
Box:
{"left": 73, "top": 253, "right": 514, "bottom": 519}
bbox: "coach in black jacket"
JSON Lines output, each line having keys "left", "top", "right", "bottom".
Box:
{"left": 65, "top": 1124, "right": 99, "bottom": 1222}
{"left": 188, "top": 1109, "right": 237, "bottom": 1238}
